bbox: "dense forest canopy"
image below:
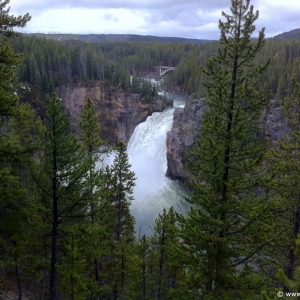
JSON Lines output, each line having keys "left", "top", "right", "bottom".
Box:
{"left": 9, "top": 34, "right": 300, "bottom": 103}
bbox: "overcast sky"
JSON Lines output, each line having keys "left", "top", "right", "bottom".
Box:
{"left": 9, "top": 0, "right": 300, "bottom": 40}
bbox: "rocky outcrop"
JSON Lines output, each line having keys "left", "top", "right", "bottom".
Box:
{"left": 263, "top": 100, "right": 291, "bottom": 142}
{"left": 166, "top": 98, "right": 290, "bottom": 182}
{"left": 166, "top": 98, "right": 206, "bottom": 181}
{"left": 56, "top": 81, "right": 172, "bottom": 144}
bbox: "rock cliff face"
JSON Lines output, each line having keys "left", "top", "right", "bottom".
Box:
{"left": 166, "top": 98, "right": 290, "bottom": 181}
{"left": 56, "top": 81, "right": 171, "bottom": 144}
{"left": 263, "top": 100, "right": 291, "bottom": 142}
{"left": 166, "top": 98, "right": 206, "bottom": 181}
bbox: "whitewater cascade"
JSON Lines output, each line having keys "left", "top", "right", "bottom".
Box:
{"left": 127, "top": 94, "right": 188, "bottom": 236}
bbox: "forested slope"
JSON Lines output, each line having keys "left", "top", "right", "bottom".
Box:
{"left": 27, "top": 32, "right": 209, "bottom": 43}
{"left": 272, "top": 28, "right": 300, "bottom": 40}
{"left": 11, "top": 34, "right": 300, "bottom": 104}
{"left": 165, "top": 39, "right": 300, "bottom": 99}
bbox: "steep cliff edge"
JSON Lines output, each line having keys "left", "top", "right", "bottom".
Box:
{"left": 166, "top": 98, "right": 291, "bottom": 181}
{"left": 166, "top": 99, "right": 206, "bottom": 181}
{"left": 55, "top": 81, "right": 171, "bottom": 144}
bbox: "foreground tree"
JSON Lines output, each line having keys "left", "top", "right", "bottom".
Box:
{"left": 98, "top": 142, "right": 138, "bottom": 299}
{"left": 277, "top": 234, "right": 300, "bottom": 298}
{"left": 267, "top": 76, "right": 300, "bottom": 282}
{"left": 78, "top": 97, "right": 106, "bottom": 294}
{"left": 0, "top": 0, "right": 32, "bottom": 221}
{"left": 31, "top": 94, "right": 99, "bottom": 299}
{"left": 179, "top": 1, "right": 277, "bottom": 298}
{"left": 0, "top": 0, "right": 31, "bottom": 117}
{"left": 148, "top": 207, "right": 179, "bottom": 299}
{"left": 262, "top": 235, "right": 300, "bottom": 300}
{"left": 0, "top": 1, "right": 32, "bottom": 297}
{"left": 57, "top": 228, "right": 89, "bottom": 299}
{"left": 135, "top": 234, "right": 151, "bottom": 299}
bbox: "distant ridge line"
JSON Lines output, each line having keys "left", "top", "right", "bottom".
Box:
{"left": 271, "top": 28, "right": 300, "bottom": 40}
{"left": 23, "top": 33, "right": 210, "bottom": 44}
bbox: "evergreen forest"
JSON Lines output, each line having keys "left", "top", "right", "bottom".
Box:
{"left": 1, "top": 0, "right": 300, "bottom": 299}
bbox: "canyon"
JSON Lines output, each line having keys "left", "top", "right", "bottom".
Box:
{"left": 55, "top": 80, "right": 172, "bottom": 145}
{"left": 55, "top": 80, "right": 292, "bottom": 185}
{"left": 166, "top": 98, "right": 292, "bottom": 181}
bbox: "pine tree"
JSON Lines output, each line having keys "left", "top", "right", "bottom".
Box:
{"left": 148, "top": 207, "right": 180, "bottom": 299}
{"left": 79, "top": 97, "right": 104, "bottom": 154}
{"left": 99, "top": 141, "right": 137, "bottom": 299}
{"left": 277, "top": 235, "right": 300, "bottom": 299}
{"left": 110, "top": 141, "right": 136, "bottom": 299}
{"left": 78, "top": 164, "right": 117, "bottom": 298}
{"left": 78, "top": 97, "right": 105, "bottom": 294}
{"left": 0, "top": 0, "right": 30, "bottom": 37}
{"left": 179, "top": 1, "right": 276, "bottom": 298}
{"left": 111, "top": 142, "right": 135, "bottom": 238}
{"left": 136, "top": 234, "right": 151, "bottom": 299}
{"left": 0, "top": 0, "right": 32, "bottom": 214}
{"left": 0, "top": 2, "right": 32, "bottom": 296}
{"left": 267, "top": 75, "right": 300, "bottom": 280}
{"left": 0, "top": 103, "right": 42, "bottom": 297}
{"left": 0, "top": 0, "right": 30, "bottom": 117}
{"left": 58, "top": 228, "right": 89, "bottom": 300}
{"left": 262, "top": 235, "right": 300, "bottom": 300}
{"left": 31, "top": 93, "right": 98, "bottom": 300}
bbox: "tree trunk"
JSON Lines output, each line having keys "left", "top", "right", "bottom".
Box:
{"left": 142, "top": 261, "right": 146, "bottom": 299}
{"left": 287, "top": 195, "right": 300, "bottom": 279}
{"left": 15, "top": 260, "right": 22, "bottom": 300}
{"left": 50, "top": 219, "right": 58, "bottom": 300}
{"left": 157, "top": 225, "right": 165, "bottom": 300}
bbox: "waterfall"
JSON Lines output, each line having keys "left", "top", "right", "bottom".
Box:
{"left": 128, "top": 94, "right": 188, "bottom": 236}
{"left": 98, "top": 93, "right": 189, "bottom": 236}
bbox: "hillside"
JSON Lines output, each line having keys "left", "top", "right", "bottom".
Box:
{"left": 271, "top": 28, "right": 300, "bottom": 40}
{"left": 25, "top": 29, "right": 300, "bottom": 43}
{"left": 23, "top": 33, "right": 209, "bottom": 43}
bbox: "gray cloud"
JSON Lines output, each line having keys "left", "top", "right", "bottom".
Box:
{"left": 10, "top": 0, "right": 300, "bottom": 39}
{"left": 13, "top": 0, "right": 227, "bottom": 12}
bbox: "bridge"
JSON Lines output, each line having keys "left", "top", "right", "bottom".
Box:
{"left": 155, "top": 66, "right": 176, "bottom": 76}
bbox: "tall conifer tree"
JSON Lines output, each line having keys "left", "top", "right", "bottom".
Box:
{"left": 179, "top": 1, "right": 276, "bottom": 298}
{"left": 31, "top": 93, "right": 98, "bottom": 300}
{"left": 78, "top": 97, "right": 105, "bottom": 293}
{"left": 98, "top": 141, "right": 137, "bottom": 299}
{"left": 136, "top": 234, "right": 151, "bottom": 299}
{"left": 148, "top": 207, "right": 179, "bottom": 299}
{"left": 0, "top": 0, "right": 30, "bottom": 117}
{"left": 267, "top": 76, "right": 300, "bottom": 281}
{"left": 79, "top": 97, "right": 103, "bottom": 154}
{"left": 0, "top": 1, "right": 31, "bottom": 296}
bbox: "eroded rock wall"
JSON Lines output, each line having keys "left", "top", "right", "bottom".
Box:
{"left": 56, "top": 81, "right": 171, "bottom": 144}
{"left": 166, "top": 98, "right": 290, "bottom": 182}
{"left": 166, "top": 98, "right": 206, "bottom": 181}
